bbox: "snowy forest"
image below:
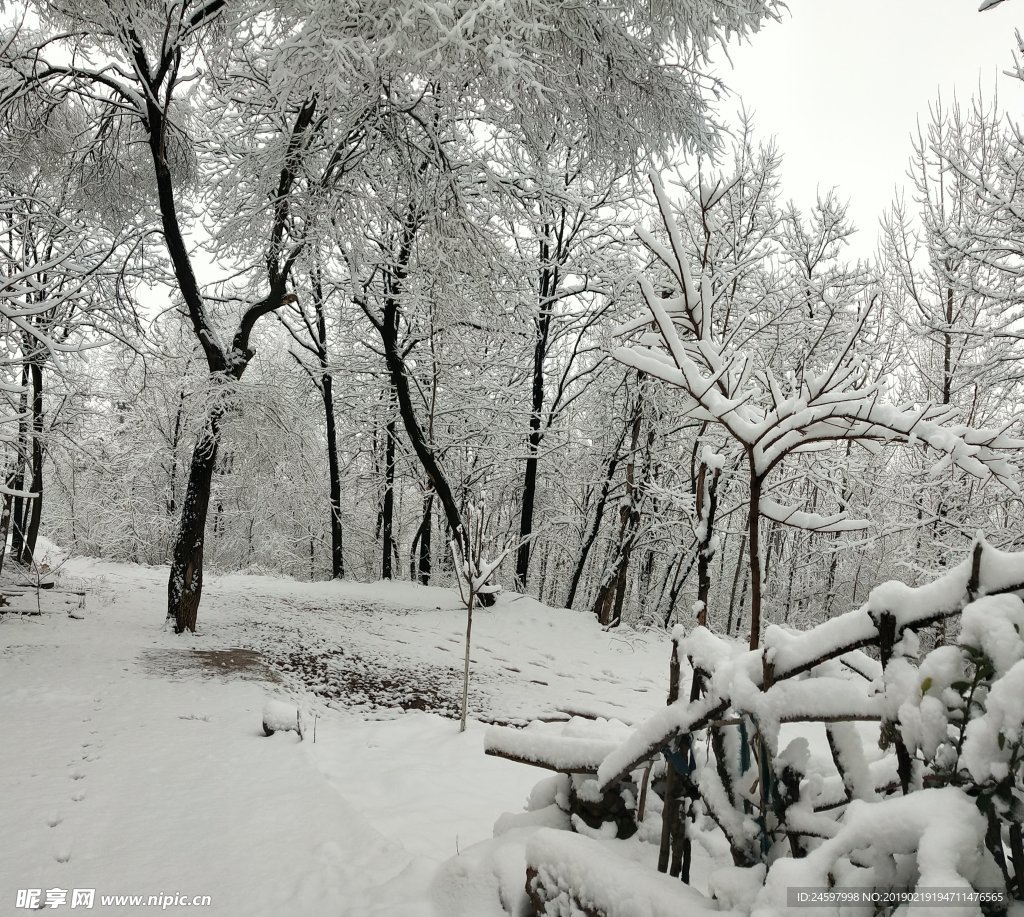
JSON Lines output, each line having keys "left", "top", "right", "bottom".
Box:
{"left": 3, "top": 1, "right": 1024, "bottom": 916}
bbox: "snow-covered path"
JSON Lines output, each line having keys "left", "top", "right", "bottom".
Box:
{"left": 0, "top": 554, "right": 669, "bottom": 915}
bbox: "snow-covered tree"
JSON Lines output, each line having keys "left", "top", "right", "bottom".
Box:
{"left": 617, "top": 172, "right": 1022, "bottom": 650}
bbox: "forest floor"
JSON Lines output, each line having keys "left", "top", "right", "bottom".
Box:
{"left": 0, "top": 545, "right": 670, "bottom": 916}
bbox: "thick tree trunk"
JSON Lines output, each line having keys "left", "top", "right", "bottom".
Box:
{"left": 141, "top": 40, "right": 307, "bottom": 631}
{"left": 22, "top": 360, "right": 44, "bottom": 565}
{"left": 381, "top": 411, "right": 396, "bottom": 580}
{"left": 414, "top": 487, "right": 434, "bottom": 584}
{"left": 747, "top": 466, "right": 763, "bottom": 650}
{"left": 167, "top": 414, "right": 221, "bottom": 633}
{"left": 10, "top": 363, "right": 29, "bottom": 564}
{"left": 516, "top": 418, "right": 542, "bottom": 588}
{"left": 311, "top": 267, "right": 344, "bottom": 579}
{"left": 323, "top": 374, "right": 344, "bottom": 579}
{"left": 515, "top": 236, "right": 558, "bottom": 589}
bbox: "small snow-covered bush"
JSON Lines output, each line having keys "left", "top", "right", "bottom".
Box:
{"left": 577, "top": 539, "right": 1024, "bottom": 915}
{"left": 880, "top": 593, "right": 1024, "bottom": 899}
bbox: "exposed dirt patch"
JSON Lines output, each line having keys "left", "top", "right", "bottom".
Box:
{"left": 262, "top": 644, "right": 468, "bottom": 717}
{"left": 141, "top": 647, "right": 281, "bottom": 683}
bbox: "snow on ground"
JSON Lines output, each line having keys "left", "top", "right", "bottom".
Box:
{"left": 0, "top": 549, "right": 669, "bottom": 916}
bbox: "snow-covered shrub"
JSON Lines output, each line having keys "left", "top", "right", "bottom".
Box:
{"left": 584, "top": 539, "right": 1024, "bottom": 914}
{"left": 881, "top": 593, "right": 1024, "bottom": 897}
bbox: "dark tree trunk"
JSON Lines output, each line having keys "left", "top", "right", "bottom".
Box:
{"left": 10, "top": 362, "right": 28, "bottom": 564}
{"left": 167, "top": 389, "right": 186, "bottom": 517}
{"left": 694, "top": 462, "right": 720, "bottom": 628}
{"left": 381, "top": 410, "right": 396, "bottom": 580}
{"left": 726, "top": 532, "right": 747, "bottom": 637}
{"left": 516, "top": 245, "right": 557, "bottom": 587}
{"left": 145, "top": 86, "right": 311, "bottom": 631}
{"left": 747, "top": 465, "right": 763, "bottom": 650}
{"left": 167, "top": 414, "right": 221, "bottom": 634}
{"left": 21, "top": 360, "right": 44, "bottom": 565}
{"left": 516, "top": 415, "right": 542, "bottom": 589}
{"left": 372, "top": 217, "right": 493, "bottom": 603}
{"left": 9, "top": 492, "right": 26, "bottom": 564}
{"left": 310, "top": 267, "right": 344, "bottom": 579}
{"left": 565, "top": 429, "right": 626, "bottom": 609}
{"left": 416, "top": 487, "right": 434, "bottom": 584}
{"left": 593, "top": 404, "right": 643, "bottom": 626}
{"left": 663, "top": 548, "right": 698, "bottom": 629}
{"left": 323, "top": 372, "right": 344, "bottom": 578}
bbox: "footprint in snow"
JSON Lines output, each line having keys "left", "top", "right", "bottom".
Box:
{"left": 71, "top": 791, "right": 85, "bottom": 803}
{"left": 46, "top": 814, "right": 62, "bottom": 828}
{"left": 55, "top": 849, "right": 71, "bottom": 864}
{"left": 69, "top": 771, "right": 86, "bottom": 781}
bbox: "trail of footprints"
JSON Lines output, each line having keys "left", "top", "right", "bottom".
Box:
{"left": 47, "top": 703, "right": 104, "bottom": 865}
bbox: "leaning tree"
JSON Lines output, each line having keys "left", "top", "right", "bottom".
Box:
{"left": 1, "top": 0, "right": 784, "bottom": 627}
{"left": 0, "top": 2, "right": 377, "bottom": 630}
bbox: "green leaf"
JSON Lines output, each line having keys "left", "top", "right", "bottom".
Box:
{"left": 920, "top": 676, "right": 933, "bottom": 695}
{"left": 998, "top": 732, "right": 1006, "bottom": 751}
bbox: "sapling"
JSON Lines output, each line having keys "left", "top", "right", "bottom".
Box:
{"left": 451, "top": 501, "right": 512, "bottom": 733}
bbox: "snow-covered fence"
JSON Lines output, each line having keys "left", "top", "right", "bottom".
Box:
{"left": 588, "top": 536, "right": 1024, "bottom": 909}
{"left": 525, "top": 830, "right": 728, "bottom": 917}
{"left": 485, "top": 717, "right": 641, "bottom": 841}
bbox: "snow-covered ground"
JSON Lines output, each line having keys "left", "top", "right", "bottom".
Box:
{"left": 0, "top": 548, "right": 669, "bottom": 916}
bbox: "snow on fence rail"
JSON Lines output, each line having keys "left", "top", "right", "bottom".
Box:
{"left": 525, "top": 829, "right": 733, "bottom": 917}
{"left": 485, "top": 726, "right": 619, "bottom": 775}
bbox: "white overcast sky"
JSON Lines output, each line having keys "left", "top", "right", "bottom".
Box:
{"left": 713, "top": 0, "right": 1024, "bottom": 255}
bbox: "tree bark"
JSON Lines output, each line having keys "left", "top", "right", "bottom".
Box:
{"left": 747, "top": 464, "right": 764, "bottom": 650}
{"left": 593, "top": 402, "right": 643, "bottom": 626}
{"left": 311, "top": 268, "right": 344, "bottom": 579}
{"left": 565, "top": 427, "right": 627, "bottom": 609}
{"left": 371, "top": 217, "right": 493, "bottom": 603}
{"left": 409, "top": 486, "right": 434, "bottom": 584}
{"left": 167, "top": 389, "right": 186, "bottom": 517}
{"left": 516, "top": 415, "right": 542, "bottom": 588}
{"left": 21, "top": 359, "right": 44, "bottom": 565}
{"left": 694, "top": 460, "right": 720, "bottom": 629}
{"left": 9, "top": 362, "right": 29, "bottom": 564}
{"left": 167, "top": 413, "right": 221, "bottom": 633}
{"left": 381, "top": 408, "right": 396, "bottom": 580}
{"left": 0, "top": 465, "right": 18, "bottom": 577}
{"left": 146, "top": 87, "right": 310, "bottom": 630}
{"left": 515, "top": 239, "right": 558, "bottom": 588}
{"left": 322, "top": 372, "right": 344, "bottom": 579}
